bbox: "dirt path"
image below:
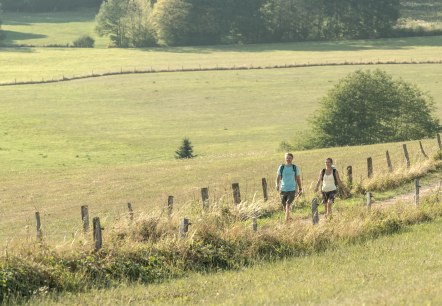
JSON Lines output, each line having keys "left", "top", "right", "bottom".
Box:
{"left": 373, "top": 180, "right": 441, "bottom": 208}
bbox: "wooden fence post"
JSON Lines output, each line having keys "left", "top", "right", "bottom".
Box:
{"left": 403, "top": 144, "right": 410, "bottom": 168}
{"left": 262, "top": 178, "right": 268, "bottom": 201}
{"left": 312, "top": 198, "right": 319, "bottom": 225}
{"left": 179, "top": 218, "right": 190, "bottom": 238}
{"left": 252, "top": 217, "right": 258, "bottom": 232}
{"left": 93, "top": 217, "right": 102, "bottom": 251}
{"left": 168, "top": 196, "right": 174, "bottom": 217}
{"left": 232, "top": 183, "right": 241, "bottom": 204}
{"left": 419, "top": 141, "right": 428, "bottom": 159}
{"left": 127, "top": 202, "right": 134, "bottom": 221}
{"left": 366, "top": 192, "right": 372, "bottom": 209}
{"left": 346, "top": 166, "right": 353, "bottom": 187}
{"left": 201, "top": 188, "right": 209, "bottom": 210}
{"left": 415, "top": 179, "right": 420, "bottom": 206}
{"left": 386, "top": 150, "right": 393, "bottom": 172}
{"left": 437, "top": 133, "right": 442, "bottom": 150}
{"left": 81, "top": 205, "right": 89, "bottom": 233}
{"left": 367, "top": 157, "right": 373, "bottom": 178}
{"left": 35, "top": 212, "right": 42, "bottom": 241}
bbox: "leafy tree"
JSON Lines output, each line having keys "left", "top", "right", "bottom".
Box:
{"left": 175, "top": 138, "right": 195, "bottom": 159}
{"left": 95, "top": 0, "right": 155, "bottom": 47}
{"left": 308, "top": 69, "right": 440, "bottom": 148}
{"left": 151, "top": 0, "right": 193, "bottom": 46}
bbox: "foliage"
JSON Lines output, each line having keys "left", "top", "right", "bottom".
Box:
{"left": 0, "top": 3, "right": 3, "bottom": 42}
{"left": 72, "top": 35, "right": 95, "bottom": 48}
{"left": 308, "top": 69, "right": 440, "bottom": 148}
{"left": 95, "top": 0, "right": 401, "bottom": 46}
{"left": 95, "top": 0, "right": 156, "bottom": 47}
{"left": 175, "top": 138, "right": 195, "bottom": 159}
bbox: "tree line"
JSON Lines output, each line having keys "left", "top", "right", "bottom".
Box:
{"left": 96, "top": 0, "right": 401, "bottom": 47}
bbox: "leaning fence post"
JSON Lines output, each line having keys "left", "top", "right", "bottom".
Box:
{"left": 437, "top": 133, "right": 442, "bottom": 150}
{"left": 93, "top": 217, "right": 102, "bottom": 251}
{"left": 311, "top": 198, "right": 319, "bottom": 225}
{"left": 201, "top": 187, "right": 209, "bottom": 210}
{"left": 179, "top": 218, "right": 190, "bottom": 238}
{"left": 346, "top": 166, "right": 353, "bottom": 187}
{"left": 262, "top": 178, "right": 268, "bottom": 201}
{"left": 367, "top": 157, "right": 373, "bottom": 178}
{"left": 127, "top": 202, "right": 134, "bottom": 221}
{"left": 366, "top": 192, "right": 372, "bottom": 209}
{"left": 252, "top": 217, "right": 258, "bottom": 232}
{"left": 168, "top": 196, "right": 174, "bottom": 217}
{"left": 81, "top": 205, "right": 89, "bottom": 233}
{"left": 415, "top": 179, "right": 420, "bottom": 206}
{"left": 232, "top": 183, "right": 241, "bottom": 204}
{"left": 386, "top": 150, "right": 393, "bottom": 172}
{"left": 403, "top": 144, "right": 410, "bottom": 168}
{"left": 35, "top": 212, "right": 42, "bottom": 241}
{"left": 419, "top": 141, "right": 428, "bottom": 159}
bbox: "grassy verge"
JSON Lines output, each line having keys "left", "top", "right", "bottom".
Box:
{"left": 25, "top": 216, "right": 442, "bottom": 306}
{"left": 1, "top": 187, "right": 442, "bottom": 303}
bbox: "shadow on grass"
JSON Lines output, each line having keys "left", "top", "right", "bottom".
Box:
{"left": 1, "top": 30, "right": 47, "bottom": 44}
{"left": 137, "top": 35, "right": 442, "bottom": 54}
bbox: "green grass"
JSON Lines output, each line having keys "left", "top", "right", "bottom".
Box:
{"left": 0, "top": 9, "right": 108, "bottom": 48}
{"left": 1, "top": 63, "right": 442, "bottom": 245}
{"left": 22, "top": 217, "right": 442, "bottom": 305}
{"left": 0, "top": 35, "right": 441, "bottom": 84}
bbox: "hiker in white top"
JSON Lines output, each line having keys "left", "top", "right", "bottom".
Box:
{"left": 314, "top": 158, "right": 346, "bottom": 218}
{"left": 276, "top": 152, "right": 302, "bottom": 222}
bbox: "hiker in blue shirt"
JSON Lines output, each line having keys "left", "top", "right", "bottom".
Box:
{"left": 276, "top": 152, "right": 302, "bottom": 222}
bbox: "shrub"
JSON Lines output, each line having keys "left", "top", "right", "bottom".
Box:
{"left": 72, "top": 35, "right": 95, "bottom": 48}
{"left": 307, "top": 69, "right": 440, "bottom": 148}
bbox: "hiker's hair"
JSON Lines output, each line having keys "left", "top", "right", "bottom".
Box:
{"left": 326, "top": 157, "right": 333, "bottom": 163}
{"left": 285, "top": 152, "right": 294, "bottom": 158}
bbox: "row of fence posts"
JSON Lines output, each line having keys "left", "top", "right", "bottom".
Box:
{"left": 32, "top": 135, "right": 442, "bottom": 249}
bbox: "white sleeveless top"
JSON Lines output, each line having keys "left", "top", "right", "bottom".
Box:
{"left": 322, "top": 172, "right": 337, "bottom": 192}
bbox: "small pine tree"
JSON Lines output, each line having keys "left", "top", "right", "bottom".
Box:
{"left": 175, "top": 138, "right": 195, "bottom": 159}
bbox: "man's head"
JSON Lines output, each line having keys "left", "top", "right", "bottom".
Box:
{"left": 285, "top": 152, "right": 293, "bottom": 164}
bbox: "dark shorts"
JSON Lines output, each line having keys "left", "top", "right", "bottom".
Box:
{"left": 322, "top": 190, "right": 337, "bottom": 204}
{"left": 280, "top": 191, "right": 296, "bottom": 208}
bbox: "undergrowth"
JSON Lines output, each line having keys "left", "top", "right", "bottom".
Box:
{"left": 1, "top": 187, "right": 442, "bottom": 304}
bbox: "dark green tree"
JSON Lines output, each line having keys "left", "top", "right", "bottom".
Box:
{"left": 175, "top": 138, "right": 195, "bottom": 159}
{"left": 309, "top": 69, "right": 440, "bottom": 147}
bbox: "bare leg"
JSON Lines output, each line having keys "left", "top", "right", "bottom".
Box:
{"left": 285, "top": 203, "right": 292, "bottom": 222}
{"left": 326, "top": 200, "right": 333, "bottom": 218}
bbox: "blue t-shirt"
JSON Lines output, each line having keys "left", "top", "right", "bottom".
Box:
{"left": 277, "top": 164, "right": 300, "bottom": 192}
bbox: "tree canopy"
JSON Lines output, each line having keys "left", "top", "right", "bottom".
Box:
{"left": 95, "top": 0, "right": 401, "bottom": 47}
{"left": 308, "top": 69, "right": 440, "bottom": 148}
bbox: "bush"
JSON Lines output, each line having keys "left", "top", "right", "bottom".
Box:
{"left": 307, "top": 69, "right": 441, "bottom": 148}
{"left": 72, "top": 35, "right": 95, "bottom": 48}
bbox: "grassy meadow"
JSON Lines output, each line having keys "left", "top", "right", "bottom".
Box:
{"left": 1, "top": 5, "right": 442, "bottom": 304}
{"left": 24, "top": 217, "right": 442, "bottom": 305}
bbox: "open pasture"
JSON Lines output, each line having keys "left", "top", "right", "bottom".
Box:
{"left": 1, "top": 63, "right": 442, "bottom": 245}
{"left": 0, "top": 35, "right": 441, "bottom": 84}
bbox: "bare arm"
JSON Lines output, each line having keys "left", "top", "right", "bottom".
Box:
{"left": 276, "top": 175, "right": 281, "bottom": 191}
{"left": 296, "top": 175, "right": 302, "bottom": 194}
{"left": 335, "top": 170, "right": 346, "bottom": 190}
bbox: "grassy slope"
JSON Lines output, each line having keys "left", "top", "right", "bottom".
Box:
{"left": 26, "top": 218, "right": 442, "bottom": 305}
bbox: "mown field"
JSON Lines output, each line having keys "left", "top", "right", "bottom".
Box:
{"left": 21, "top": 217, "right": 442, "bottom": 305}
